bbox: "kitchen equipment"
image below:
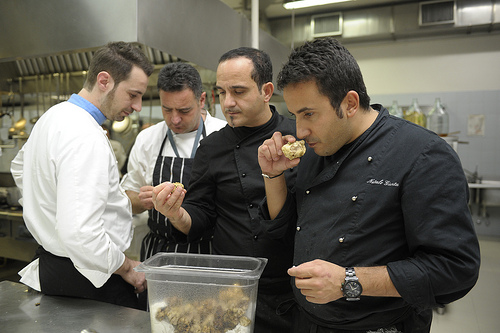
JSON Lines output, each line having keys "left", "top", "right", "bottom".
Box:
{"left": 30, "top": 75, "right": 41, "bottom": 124}
{"left": 6, "top": 186, "right": 21, "bottom": 207}
{"left": 135, "top": 252, "right": 267, "bottom": 333}
{"left": 7, "top": 82, "right": 17, "bottom": 136}
{"left": 0, "top": 186, "right": 21, "bottom": 207}
{"left": 0, "top": 187, "right": 8, "bottom": 205}
{"left": 112, "top": 116, "right": 131, "bottom": 134}
{"left": 442, "top": 135, "right": 459, "bottom": 152}
{"left": 13, "top": 78, "right": 26, "bottom": 131}
{"left": 404, "top": 98, "right": 426, "bottom": 127}
{"left": 426, "top": 98, "right": 449, "bottom": 136}
{"left": 1, "top": 281, "right": 150, "bottom": 332}
{"left": 388, "top": 100, "right": 403, "bottom": 118}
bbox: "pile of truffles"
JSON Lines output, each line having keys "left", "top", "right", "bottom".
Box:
{"left": 154, "top": 287, "right": 251, "bottom": 333}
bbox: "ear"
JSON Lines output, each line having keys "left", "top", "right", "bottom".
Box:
{"left": 262, "top": 82, "right": 274, "bottom": 103}
{"left": 96, "top": 71, "right": 114, "bottom": 92}
{"left": 199, "top": 91, "right": 207, "bottom": 109}
{"left": 343, "top": 90, "right": 360, "bottom": 118}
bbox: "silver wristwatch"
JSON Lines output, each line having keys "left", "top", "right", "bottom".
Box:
{"left": 341, "top": 267, "right": 362, "bottom": 301}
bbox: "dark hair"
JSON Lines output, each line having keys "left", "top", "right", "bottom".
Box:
{"left": 277, "top": 38, "right": 370, "bottom": 115}
{"left": 84, "top": 41, "right": 154, "bottom": 90}
{"left": 218, "top": 47, "right": 272, "bottom": 90}
{"left": 157, "top": 62, "right": 203, "bottom": 99}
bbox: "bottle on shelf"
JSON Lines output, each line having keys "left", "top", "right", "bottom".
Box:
{"left": 426, "top": 98, "right": 449, "bottom": 136}
{"left": 404, "top": 98, "right": 426, "bottom": 127}
{"left": 388, "top": 100, "right": 403, "bottom": 118}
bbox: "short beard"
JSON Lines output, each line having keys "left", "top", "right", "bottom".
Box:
{"left": 101, "top": 87, "right": 119, "bottom": 121}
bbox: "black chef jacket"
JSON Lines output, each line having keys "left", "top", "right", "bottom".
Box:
{"left": 181, "top": 106, "right": 297, "bottom": 293}
{"left": 261, "top": 105, "right": 480, "bottom": 331}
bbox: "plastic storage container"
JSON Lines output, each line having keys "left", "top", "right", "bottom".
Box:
{"left": 135, "top": 252, "right": 268, "bottom": 333}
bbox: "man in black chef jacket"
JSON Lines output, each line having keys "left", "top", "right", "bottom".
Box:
{"left": 152, "top": 47, "right": 297, "bottom": 332}
{"left": 257, "top": 37, "right": 481, "bottom": 332}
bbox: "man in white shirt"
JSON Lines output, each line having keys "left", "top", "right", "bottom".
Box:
{"left": 10, "top": 41, "right": 154, "bottom": 309}
{"left": 121, "top": 62, "right": 226, "bottom": 260}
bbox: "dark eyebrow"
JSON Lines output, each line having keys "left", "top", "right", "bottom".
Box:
{"left": 229, "top": 85, "right": 248, "bottom": 90}
{"left": 295, "top": 107, "right": 314, "bottom": 114}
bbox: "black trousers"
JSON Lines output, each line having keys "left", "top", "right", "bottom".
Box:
{"left": 292, "top": 304, "right": 431, "bottom": 333}
{"left": 253, "top": 290, "right": 297, "bottom": 333}
{"left": 35, "top": 246, "right": 140, "bottom": 309}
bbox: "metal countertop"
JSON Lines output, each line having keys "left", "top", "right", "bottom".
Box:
{"left": 0, "top": 281, "right": 151, "bottom": 333}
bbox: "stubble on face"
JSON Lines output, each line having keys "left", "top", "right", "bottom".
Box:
{"left": 216, "top": 58, "right": 271, "bottom": 128}
{"left": 160, "top": 89, "right": 202, "bottom": 134}
{"left": 284, "top": 81, "right": 351, "bottom": 157}
{"left": 101, "top": 83, "right": 133, "bottom": 122}
{"left": 100, "top": 87, "right": 121, "bottom": 121}
{"left": 101, "top": 66, "right": 149, "bottom": 121}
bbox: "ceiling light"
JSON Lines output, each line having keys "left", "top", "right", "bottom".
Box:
{"left": 283, "top": 0, "right": 354, "bottom": 10}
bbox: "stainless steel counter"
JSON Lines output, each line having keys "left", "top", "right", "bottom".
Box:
{"left": 0, "top": 208, "right": 39, "bottom": 262}
{"left": 0, "top": 281, "right": 151, "bottom": 332}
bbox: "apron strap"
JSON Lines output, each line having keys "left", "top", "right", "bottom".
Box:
{"left": 167, "top": 116, "right": 205, "bottom": 158}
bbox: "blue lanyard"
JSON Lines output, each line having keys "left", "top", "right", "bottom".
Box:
{"left": 167, "top": 116, "right": 204, "bottom": 159}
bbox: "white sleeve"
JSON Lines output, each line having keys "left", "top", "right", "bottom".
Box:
{"left": 55, "top": 131, "right": 125, "bottom": 283}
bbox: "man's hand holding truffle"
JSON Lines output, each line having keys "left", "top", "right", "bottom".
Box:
{"left": 258, "top": 131, "right": 303, "bottom": 219}
{"left": 151, "top": 182, "right": 192, "bottom": 235}
{"left": 258, "top": 131, "right": 302, "bottom": 179}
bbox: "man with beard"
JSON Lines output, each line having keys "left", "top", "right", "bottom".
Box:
{"left": 11, "top": 41, "right": 154, "bottom": 309}
{"left": 152, "top": 47, "right": 297, "bottom": 332}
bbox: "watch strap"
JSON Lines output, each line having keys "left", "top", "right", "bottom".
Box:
{"left": 342, "top": 267, "right": 362, "bottom": 301}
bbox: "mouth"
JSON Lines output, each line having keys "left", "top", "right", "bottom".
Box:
{"left": 171, "top": 126, "right": 184, "bottom": 133}
{"left": 225, "top": 108, "right": 240, "bottom": 115}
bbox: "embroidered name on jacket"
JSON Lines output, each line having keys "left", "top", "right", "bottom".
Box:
{"left": 366, "top": 179, "right": 400, "bottom": 187}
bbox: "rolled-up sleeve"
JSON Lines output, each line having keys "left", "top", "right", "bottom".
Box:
{"left": 387, "top": 139, "right": 480, "bottom": 309}
{"left": 259, "top": 191, "right": 298, "bottom": 240}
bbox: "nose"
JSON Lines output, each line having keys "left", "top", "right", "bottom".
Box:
{"left": 295, "top": 121, "right": 309, "bottom": 140}
{"left": 132, "top": 99, "right": 143, "bottom": 112}
{"left": 222, "top": 93, "right": 236, "bottom": 109}
{"left": 171, "top": 115, "right": 182, "bottom": 125}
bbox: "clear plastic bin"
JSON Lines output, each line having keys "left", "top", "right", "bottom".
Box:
{"left": 135, "top": 252, "right": 268, "bottom": 333}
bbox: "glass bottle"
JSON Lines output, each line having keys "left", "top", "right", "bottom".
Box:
{"left": 404, "top": 98, "right": 426, "bottom": 127}
{"left": 426, "top": 98, "right": 449, "bottom": 136}
{"left": 388, "top": 100, "right": 403, "bottom": 118}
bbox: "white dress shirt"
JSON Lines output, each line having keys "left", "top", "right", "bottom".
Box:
{"left": 121, "top": 113, "right": 226, "bottom": 192}
{"left": 11, "top": 101, "right": 132, "bottom": 290}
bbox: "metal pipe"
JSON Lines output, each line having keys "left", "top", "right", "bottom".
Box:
{"left": 251, "top": 0, "right": 259, "bottom": 49}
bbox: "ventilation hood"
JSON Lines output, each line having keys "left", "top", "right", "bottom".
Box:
{"left": 269, "top": 0, "right": 500, "bottom": 46}
{"left": 0, "top": 0, "right": 290, "bottom": 94}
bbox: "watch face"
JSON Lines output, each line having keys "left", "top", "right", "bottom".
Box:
{"left": 344, "top": 281, "right": 362, "bottom": 298}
